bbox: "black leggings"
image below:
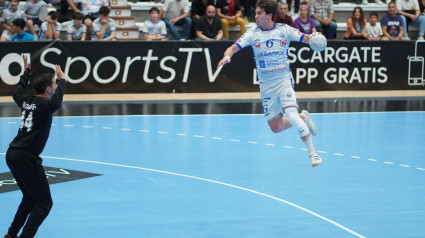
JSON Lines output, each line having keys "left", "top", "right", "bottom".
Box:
{"left": 6, "top": 148, "right": 53, "bottom": 238}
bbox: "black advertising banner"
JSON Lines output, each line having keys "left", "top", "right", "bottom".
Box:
{"left": 0, "top": 40, "right": 424, "bottom": 96}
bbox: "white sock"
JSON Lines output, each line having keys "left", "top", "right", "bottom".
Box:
{"left": 303, "top": 136, "right": 316, "bottom": 156}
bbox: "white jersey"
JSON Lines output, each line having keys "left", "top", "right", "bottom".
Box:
{"left": 91, "top": 17, "right": 115, "bottom": 40}
{"left": 2, "top": 7, "right": 27, "bottom": 25}
{"left": 67, "top": 21, "right": 87, "bottom": 40}
{"left": 235, "top": 23, "right": 305, "bottom": 84}
{"left": 38, "top": 21, "right": 61, "bottom": 40}
{"left": 24, "top": 0, "right": 46, "bottom": 18}
{"left": 142, "top": 19, "right": 167, "bottom": 35}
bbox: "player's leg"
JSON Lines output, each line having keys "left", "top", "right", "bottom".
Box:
{"left": 284, "top": 106, "right": 322, "bottom": 167}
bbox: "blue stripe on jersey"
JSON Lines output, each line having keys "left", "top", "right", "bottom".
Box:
{"left": 299, "top": 33, "right": 305, "bottom": 42}
{"left": 235, "top": 42, "right": 243, "bottom": 50}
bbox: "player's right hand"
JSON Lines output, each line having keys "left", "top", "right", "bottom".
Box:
{"left": 217, "top": 56, "right": 231, "bottom": 68}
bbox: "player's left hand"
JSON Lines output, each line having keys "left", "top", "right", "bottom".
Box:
{"left": 22, "top": 55, "right": 31, "bottom": 75}
{"left": 56, "top": 65, "right": 66, "bottom": 81}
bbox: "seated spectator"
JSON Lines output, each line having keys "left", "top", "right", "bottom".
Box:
{"left": 240, "top": 0, "right": 256, "bottom": 24}
{"left": 420, "top": 0, "right": 425, "bottom": 15}
{"left": 0, "top": 0, "right": 9, "bottom": 35}
{"left": 67, "top": 0, "right": 109, "bottom": 40}
{"left": 10, "top": 18, "right": 35, "bottom": 41}
{"left": 344, "top": 7, "right": 369, "bottom": 39}
{"left": 216, "top": 0, "right": 246, "bottom": 40}
{"left": 396, "top": 0, "right": 425, "bottom": 40}
{"left": 67, "top": 12, "right": 86, "bottom": 40}
{"left": 274, "top": 3, "right": 294, "bottom": 26}
{"left": 43, "top": 0, "right": 69, "bottom": 22}
{"left": 1, "top": 0, "right": 36, "bottom": 41}
{"left": 195, "top": 5, "right": 224, "bottom": 40}
{"left": 24, "top": 0, "right": 48, "bottom": 29}
{"left": 38, "top": 10, "right": 60, "bottom": 40}
{"left": 91, "top": 6, "right": 115, "bottom": 40}
{"left": 293, "top": 3, "right": 316, "bottom": 34}
{"left": 365, "top": 12, "right": 383, "bottom": 40}
{"left": 381, "top": 2, "right": 410, "bottom": 40}
{"left": 143, "top": 7, "right": 167, "bottom": 40}
{"left": 310, "top": 0, "right": 337, "bottom": 39}
{"left": 160, "top": 0, "right": 192, "bottom": 40}
{"left": 286, "top": 0, "right": 300, "bottom": 18}
{"left": 191, "top": 0, "right": 214, "bottom": 38}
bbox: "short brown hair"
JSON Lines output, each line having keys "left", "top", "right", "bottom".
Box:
{"left": 256, "top": 0, "right": 278, "bottom": 19}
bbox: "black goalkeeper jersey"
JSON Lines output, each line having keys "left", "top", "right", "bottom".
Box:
{"left": 9, "top": 72, "right": 67, "bottom": 156}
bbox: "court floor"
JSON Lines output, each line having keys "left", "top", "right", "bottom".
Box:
{"left": 1, "top": 109, "right": 424, "bottom": 238}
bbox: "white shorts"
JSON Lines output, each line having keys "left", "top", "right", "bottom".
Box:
{"left": 260, "top": 78, "right": 298, "bottom": 121}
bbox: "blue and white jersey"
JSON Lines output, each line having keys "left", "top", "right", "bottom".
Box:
{"left": 24, "top": 0, "right": 46, "bottom": 18}
{"left": 38, "top": 21, "right": 61, "bottom": 40}
{"left": 91, "top": 17, "right": 115, "bottom": 40}
{"left": 142, "top": 19, "right": 167, "bottom": 36}
{"left": 67, "top": 21, "right": 87, "bottom": 40}
{"left": 2, "top": 7, "right": 27, "bottom": 25}
{"left": 235, "top": 23, "right": 305, "bottom": 84}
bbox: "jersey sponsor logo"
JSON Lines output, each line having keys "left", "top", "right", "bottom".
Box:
{"left": 22, "top": 101, "right": 36, "bottom": 110}
{"left": 259, "top": 60, "right": 266, "bottom": 68}
{"left": 257, "top": 51, "right": 285, "bottom": 57}
{"left": 280, "top": 33, "right": 285, "bottom": 38}
{"left": 236, "top": 38, "right": 242, "bottom": 43}
{"left": 280, "top": 40, "right": 287, "bottom": 45}
{"left": 286, "top": 92, "right": 292, "bottom": 98}
{"left": 254, "top": 41, "right": 261, "bottom": 47}
{"left": 297, "top": 30, "right": 302, "bottom": 35}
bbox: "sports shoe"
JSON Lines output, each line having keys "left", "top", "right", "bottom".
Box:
{"left": 4, "top": 234, "right": 19, "bottom": 238}
{"left": 309, "top": 154, "right": 322, "bottom": 167}
{"left": 418, "top": 35, "right": 424, "bottom": 40}
{"left": 300, "top": 110, "right": 317, "bottom": 136}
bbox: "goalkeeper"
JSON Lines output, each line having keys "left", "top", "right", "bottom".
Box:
{"left": 217, "top": 0, "right": 326, "bottom": 167}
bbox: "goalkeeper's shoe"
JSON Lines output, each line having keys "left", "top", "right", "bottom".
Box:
{"left": 309, "top": 154, "right": 322, "bottom": 167}
{"left": 300, "top": 110, "right": 317, "bottom": 136}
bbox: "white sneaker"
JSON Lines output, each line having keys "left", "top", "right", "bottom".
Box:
{"left": 309, "top": 154, "right": 322, "bottom": 167}
{"left": 300, "top": 110, "right": 317, "bottom": 136}
{"left": 418, "top": 35, "right": 424, "bottom": 40}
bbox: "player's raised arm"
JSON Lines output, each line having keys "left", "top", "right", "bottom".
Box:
{"left": 217, "top": 44, "right": 240, "bottom": 68}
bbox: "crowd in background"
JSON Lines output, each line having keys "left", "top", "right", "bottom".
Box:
{"left": 0, "top": 0, "right": 424, "bottom": 41}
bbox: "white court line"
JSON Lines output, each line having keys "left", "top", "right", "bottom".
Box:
{"left": 334, "top": 153, "right": 344, "bottom": 156}
{"left": 157, "top": 131, "right": 168, "bottom": 134}
{"left": 368, "top": 159, "right": 377, "bottom": 162}
{"left": 384, "top": 162, "right": 393, "bottom": 165}
{"left": 102, "top": 127, "right": 112, "bottom": 130}
{"left": 212, "top": 137, "right": 223, "bottom": 140}
{"left": 120, "top": 128, "right": 131, "bottom": 131}
{"left": 400, "top": 164, "right": 410, "bottom": 168}
{"left": 177, "top": 133, "right": 186, "bottom": 136}
{"left": 39, "top": 155, "right": 366, "bottom": 238}
{"left": 83, "top": 126, "right": 93, "bottom": 128}
{"left": 283, "top": 146, "right": 293, "bottom": 149}
{"left": 265, "top": 144, "right": 275, "bottom": 146}
{"left": 230, "top": 139, "right": 240, "bottom": 142}
{"left": 139, "top": 130, "right": 149, "bottom": 132}
{"left": 64, "top": 125, "right": 74, "bottom": 127}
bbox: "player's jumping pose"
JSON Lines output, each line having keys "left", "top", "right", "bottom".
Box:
{"left": 218, "top": 0, "right": 323, "bottom": 167}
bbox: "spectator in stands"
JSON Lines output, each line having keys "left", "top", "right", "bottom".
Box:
{"left": 91, "top": 6, "right": 115, "bottom": 40}
{"left": 361, "top": 0, "right": 385, "bottom": 5}
{"left": 420, "top": 0, "right": 425, "bottom": 15}
{"left": 365, "top": 12, "right": 383, "bottom": 40}
{"left": 10, "top": 18, "right": 35, "bottom": 41}
{"left": 240, "top": 0, "right": 256, "bottom": 24}
{"left": 38, "top": 10, "right": 60, "bottom": 40}
{"left": 310, "top": 0, "right": 337, "bottom": 39}
{"left": 381, "top": 2, "right": 409, "bottom": 40}
{"left": 160, "top": 0, "right": 192, "bottom": 40}
{"left": 286, "top": 0, "right": 300, "bottom": 18}
{"left": 191, "top": 0, "right": 214, "bottom": 38}
{"left": 24, "top": 0, "right": 48, "bottom": 31}
{"left": 274, "top": 3, "right": 293, "bottom": 26}
{"left": 216, "top": 0, "right": 246, "bottom": 40}
{"left": 396, "top": 0, "right": 425, "bottom": 39}
{"left": 293, "top": 3, "right": 316, "bottom": 34}
{"left": 195, "top": 5, "right": 224, "bottom": 40}
{"left": 43, "top": 0, "right": 69, "bottom": 22}
{"left": 344, "top": 7, "right": 369, "bottom": 39}
{"left": 67, "top": 0, "right": 109, "bottom": 40}
{"left": 67, "top": 12, "right": 86, "bottom": 40}
{"left": 143, "top": 7, "right": 167, "bottom": 40}
{"left": 0, "top": 0, "right": 9, "bottom": 35}
{"left": 1, "top": 0, "right": 36, "bottom": 41}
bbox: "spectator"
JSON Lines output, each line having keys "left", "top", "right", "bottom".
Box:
{"left": 43, "top": 0, "right": 69, "bottom": 22}
{"left": 344, "top": 7, "right": 368, "bottom": 39}
{"left": 143, "top": 7, "right": 167, "bottom": 40}
{"left": 160, "top": 0, "right": 192, "bottom": 40}
{"left": 1, "top": 0, "right": 36, "bottom": 41}
{"left": 67, "top": 0, "right": 109, "bottom": 40}
{"left": 191, "top": 0, "right": 214, "bottom": 38}
{"left": 240, "top": 0, "right": 256, "bottom": 23}
{"left": 0, "top": 0, "right": 9, "bottom": 35}
{"left": 216, "top": 0, "right": 246, "bottom": 40}
{"left": 293, "top": 3, "right": 316, "bottom": 34}
{"left": 310, "top": 0, "right": 337, "bottom": 39}
{"left": 362, "top": 0, "right": 385, "bottom": 5}
{"left": 365, "top": 11, "right": 383, "bottom": 40}
{"left": 381, "top": 2, "right": 409, "bottom": 40}
{"left": 420, "top": 0, "right": 425, "bottom": 15}
{"left": 274, "top": 2, "right": 294, "bottom": 26}
{"left": 10, "top": 18, "right": 35, "bottom": 41}
{"left": 24, "top": 0, "right": 48, "bottom": 30}
{"left": 286, "top": 0, "right": 300, "bottom": 18}
{"left": 397, "top": 0, "right": 425, "bottom": 39}
{"left": 91, "top": 6, "right": 115, "bottom": 40}
{"left": 195, "top": 5, "right": 224, "bottom": 40}
{"left": 67, "top": 12, "right": 86, "bottom": 40}
{"left": 38, "top": 10, "right": 60, "bottom": 40}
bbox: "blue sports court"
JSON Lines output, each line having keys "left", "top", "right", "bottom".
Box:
{"left": 1, "top": 105, "right": 424, "bottom": 237}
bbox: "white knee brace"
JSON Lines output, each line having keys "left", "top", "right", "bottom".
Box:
{"left": 285, "top": 107, "right": 309, "bottom": 138}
